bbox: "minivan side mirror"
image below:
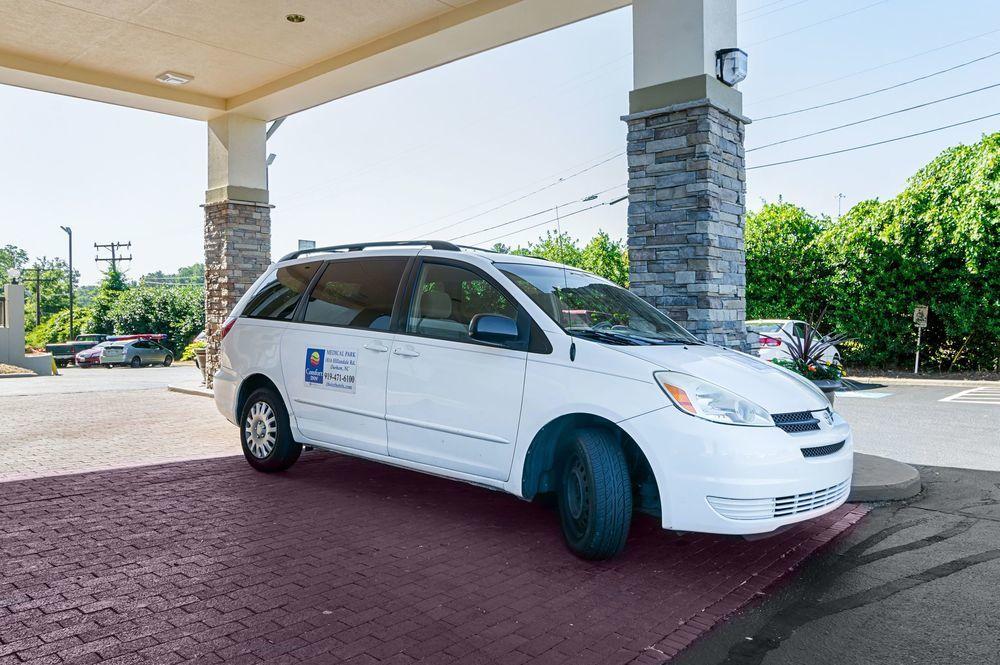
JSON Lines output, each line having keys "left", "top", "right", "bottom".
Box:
{"left": 469, "top": 314, "right": 519, "bottom": 344}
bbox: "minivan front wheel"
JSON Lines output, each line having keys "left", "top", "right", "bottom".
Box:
{"left": 240, "top": 388, "right": 301, "bottom": 472}
{"left": 557, "top": 428, "right": 632, "bottom": 560}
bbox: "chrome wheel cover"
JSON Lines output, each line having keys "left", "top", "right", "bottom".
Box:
{"left": 244, "top": 400, "right": 278, "bottom": 459}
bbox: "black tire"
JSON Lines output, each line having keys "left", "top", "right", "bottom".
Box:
{"left": 130, "top": 356, "right": 141, "bottom": 368}
{"left": 162, "top": 354, "right": 173, "bottom": 367}
{"left": 557, "top": 428, "right": 632, "bottom": 560}
{"left": 239, "top": 388, "right": 302, "bottom": 472}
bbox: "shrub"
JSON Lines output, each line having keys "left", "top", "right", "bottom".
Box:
{"left": 106, "top": 285, "right": 205, "bottom": 354}
{"left": 25, "top": 308, "right": 92, "bottom": 349}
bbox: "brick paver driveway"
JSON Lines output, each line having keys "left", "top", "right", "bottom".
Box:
{"left": 2, "top": 385, "right": 866, "bottom": 664}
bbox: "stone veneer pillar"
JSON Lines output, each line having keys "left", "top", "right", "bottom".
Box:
{"left": 624, "top": 100, "right": 748, "bottom": 348}
{"left": 203, "top": 200, "right": 271, "bottom": 387}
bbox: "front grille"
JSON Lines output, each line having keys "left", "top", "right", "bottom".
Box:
{"left": 801, "top": 441, "right": 846, "bottom": 458}
{"left": 707, "top": 479, "right": 850, "bottom": 521}
{"left": 774, "top": 480, "right": 850, "bottom": 517}
{"left": 772, "top": 410, "right": 820, "bottom": 433}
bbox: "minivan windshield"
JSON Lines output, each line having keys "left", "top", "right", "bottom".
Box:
{"left": 497, "top": 262, "right": 701, "bottom": 346}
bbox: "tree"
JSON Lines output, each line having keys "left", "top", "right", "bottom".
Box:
{"left": 25, "top": 307, "right": 92, "bottom": 349}
{"left": 818, "top": 132, "right": 1000, "bottom": 370}
{"left": 106, "top": 285, "right": 205, "bottom": 353}
{"left": 744, "top": 202, "right": 830, "bottom": 322}
{"left": 0, "top": 245, "right": 28, "bottom": 284}
{"left": 580, "top": 231, "right": 628, "bottom": 287}
{"left": 140, "top": 262, "right": 204, "bottom": 286}
{"left": 514, "top": 230, "right": 584, "bottom": 267}
{"left": 86, "top": 268, "right": 130, "bottom": 335}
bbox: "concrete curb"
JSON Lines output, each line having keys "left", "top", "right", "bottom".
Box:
{"left": 167, "top": 384, "right": 214, "bottom": 399}
{"left": 845, "top": 376, "right": 998, "bottom": 388}
{"left": 0, "top": 373, "right": 36, "bottom": 379}
{"left": 849, "top": 452, "right": 922, "bottom": 502}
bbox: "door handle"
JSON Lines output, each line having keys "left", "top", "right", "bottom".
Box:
{"left": 392, "top": 347, "right": 420, "bottom": 358}
{"left": 363, "top": 342, "right": 389, "bottom": 353}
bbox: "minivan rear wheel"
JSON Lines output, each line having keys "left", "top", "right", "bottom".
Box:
{"left": 557, "top": 428, "right": 632, "bottom": 560}
{"left": 240, "top": 388, "right": 301, "bottom": 472}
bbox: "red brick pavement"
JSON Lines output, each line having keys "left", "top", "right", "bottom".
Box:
{"left": 0, "top": 452, "right": 867, "bottom": 664}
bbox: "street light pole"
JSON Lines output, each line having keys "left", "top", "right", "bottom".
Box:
{"left": 60, "top": 226, "right": 74, "bottom": 340}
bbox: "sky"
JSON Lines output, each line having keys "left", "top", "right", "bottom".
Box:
{"left": 2, "top": 0, "right": 1000, "bottom": 286}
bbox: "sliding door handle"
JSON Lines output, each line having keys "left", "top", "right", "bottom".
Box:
{"left": 392, "top": 347, "right": 420, "bottom": 358}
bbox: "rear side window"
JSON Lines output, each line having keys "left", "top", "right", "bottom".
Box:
{"left": 303, "top": 258, "right": 407, "bottom": 330}
{"left": 244, "top": 262, "right": 321, "bottom": 320}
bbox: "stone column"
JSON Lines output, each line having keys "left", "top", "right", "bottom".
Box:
{"left": 625, "top": 102, "right": 747, "bottom": 347}
{"left": 626, "top": 0, "right": 749, "bottom": 348}
{"left": 204, "top": 114, "right": 270, "bottom": 387}
{"left": 203, "top": 201, "right": 271, "bottom": 386}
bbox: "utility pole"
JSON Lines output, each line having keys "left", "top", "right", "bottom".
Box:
{"left": 59, "top": 226, "right": 74, "bottom": 340}
{"left": 28, "top": 264, "right": 62, "bottom": 326}
{"left": 94, "top": 241, "right": 132, "bottom": 273}
{"left": 34, "top": 268, "right": 41, "bottom": 326}
{"left": 837, "top": 193, "right": 846, "bottom": 219}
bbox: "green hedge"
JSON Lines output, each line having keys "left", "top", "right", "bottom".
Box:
{"left": 746, "top": 132, "right": 1000, "bottom": 371}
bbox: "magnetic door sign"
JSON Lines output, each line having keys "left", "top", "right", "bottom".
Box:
{"left": 304, "top": 347, "right": 358, "bottom": 393}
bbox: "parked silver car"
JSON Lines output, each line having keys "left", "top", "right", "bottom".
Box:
{"left": 100, "top": 339, "right": 174, "bottom": 367}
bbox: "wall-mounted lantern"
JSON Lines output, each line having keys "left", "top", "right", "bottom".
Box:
{"left": 715, "top": 48, "right": 748, "bottom": 87}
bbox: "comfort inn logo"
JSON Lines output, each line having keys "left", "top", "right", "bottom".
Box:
{"left": 304, "top": 348, "right": 325, "bottom": 385}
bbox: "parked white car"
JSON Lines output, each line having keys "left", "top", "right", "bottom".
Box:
{"left": 215, "top": 242, "right": 853, "bottom": 560}
{"left": 748, "top": 319, "right": 842, "bottom": 367}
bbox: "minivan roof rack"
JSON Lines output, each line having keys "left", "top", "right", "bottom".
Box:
{"left": 279, "top": 240, "right": 460, "bottom": 262}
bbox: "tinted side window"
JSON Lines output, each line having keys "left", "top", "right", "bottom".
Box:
{"left": 244, "top": 262, "right": 320, "bottom": 320}
{"left": 406, "top": 262, "right": 518, "bottom": 343}
{"left": 303, "top": 258, "right": 407, "bottom": 330}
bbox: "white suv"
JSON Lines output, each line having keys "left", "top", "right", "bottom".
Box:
{"left": 215, "top": 241, "right": 853, "bottom": 560}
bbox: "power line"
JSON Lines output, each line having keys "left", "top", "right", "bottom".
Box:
{"left": 741, "top": 0, "right": 815, "bottom": 21}
{"left": 739, "top": 0, "right": 790, "bottom": 16}
{"left": 754, "top": 49, "right": 1000, "bottom": 121}
{"left": 281, "top": 50, "right": 632, "bottom": 208}
{"left": 747, "top": 111, "right": 1000, "bottom": 170}
{"left": 748, "top": 81, "right": 1000, "bottom": 152}
{"left": 747, "top": 0, "right": 889, "bottom": 47}
{"left": 748, "top": 27, "right": 1000, "bottom": 107}
{"left": 410, "top": 151, "right": 625, "bottom": 239}
{"left": 479, "top": 200, "right": 615, "bottom": 246}
{"left": 385, "top": 148, "right": 625, "bottom": 240}
{"left": 448, "top": 183, "right": 625, "bottom": 242}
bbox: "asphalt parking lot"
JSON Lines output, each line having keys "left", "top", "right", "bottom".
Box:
{"left": 836, "top": 382, "right": 1000, "bottom": 470}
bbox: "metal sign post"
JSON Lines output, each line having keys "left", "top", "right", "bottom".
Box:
{"left": 913, "top": 305, "right": 928, "bottom": 374}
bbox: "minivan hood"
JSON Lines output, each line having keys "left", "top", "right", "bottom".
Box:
{"left": 610, "top": 344, "right": 829, "bottom": 413}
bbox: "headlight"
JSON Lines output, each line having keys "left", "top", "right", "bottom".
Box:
{"left": 654, "top": 371, "right": 773, "bottom": 427}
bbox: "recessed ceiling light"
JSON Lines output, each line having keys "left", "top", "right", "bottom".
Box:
{"left": 155, "top": 71, "right": 193, "bottom": 86}
{"left": 286, "top": 14, "right": 305, "bottom": 23}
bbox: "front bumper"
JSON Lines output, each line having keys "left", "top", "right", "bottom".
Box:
{"left": 621, "top": 406, "right": 853, "bottom": 535}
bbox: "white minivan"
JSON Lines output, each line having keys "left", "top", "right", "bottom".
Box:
{"left": 215, "top": 241, "right": 853, "bottom": 560}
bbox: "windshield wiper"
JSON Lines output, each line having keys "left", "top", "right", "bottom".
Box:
{"left": 566, "top": 329, "right": 641, "bottom": 345}
{"left": 567, "top": 328, "right": 698, "bottom": 346}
